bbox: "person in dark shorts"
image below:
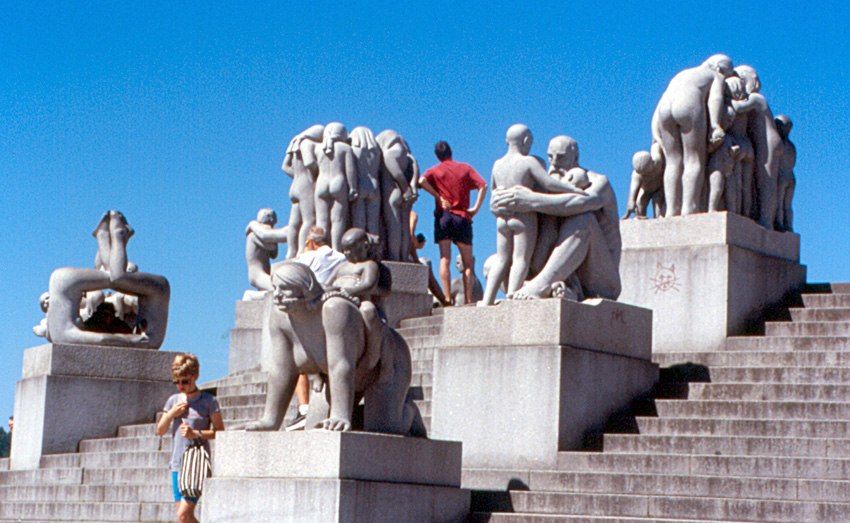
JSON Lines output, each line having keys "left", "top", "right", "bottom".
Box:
{"left": 420, "top": 141, "right": 488, "bottom": 305}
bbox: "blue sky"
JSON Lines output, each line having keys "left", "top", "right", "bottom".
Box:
{"left": 2, "top": 1, "right": 848, "bottom": 418}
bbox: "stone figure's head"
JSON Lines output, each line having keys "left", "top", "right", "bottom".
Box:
{"left": 340, "top": 228, "right": 370, "bottom": 263}
{"left": 270, "top": 261, "right": 324, "bottom": 312}
{"left": 350, "top": 126, "right": 379, "bottom": 152}
{"left": 455, "top": 254, "right": 475, "bottom": 273}
{"left": 39, "top": 291, "right": 50, "bottom": 313}
{"left": 775, "top": 115, "right": 793, "bottom": 138}
{"left": 127, "top": 262, "right": 138, "bottom": 273}
{"left": 704, "top": 54, "right": 734, "bottom": 78}
{"left": 257, "top": 208, "right": 277, "bottom": 226}
{"left": 323, "top": 123, "right": 350, "bottom": 155}
{"left": 632, "top": 151, "right": 654, "bottom": 174}
{"left": 562, "top": 167, "right": 591, "bottom": 190}
{"left": 547, "top": 136, "right": 579, "bottom": 172}
{"left": 734, "top": 65, "right": 761, "bottom": 94}
{"left": 288, "top": 124, "right": 325, "bottom": 154}
{"left": 724, "top": 76, "right": 747, "bottom": 101}
{"left": 434, "top": 141, "right": 452, "bottom": 161}
{"left": 506, "top": 124, "right": 533, "bottom": 155}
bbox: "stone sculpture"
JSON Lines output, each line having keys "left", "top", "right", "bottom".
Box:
{"left": 282, "top": 124, "right": 323, "bottom": 259}
{"left": 450, "top": 254, "right": 483, "bottom": 306}
{"left": 774, "top": 115, "right": 796, "bottom": 232}
{"left": 40, "top": 211, "right": 170, "bottom": 349}
{"left": 245, "top": 208, "right": 289, "bottom": 294}
{"left": 706, "top": 136, "right": 741, "bottom": 212}
{"left": 731, "top": 65, "right": 784, "bottom": 230}
{"left": 315, "top": 123, "right": 358, "bottom": 251}
{"left": 349, "top": 127, "right": 383, "bottom": 240}
{"left": 652, "top": 54, "right": 734, "bottom": 217}
{"left": 489, "top": 136, "right": 621, "bottom": 301}
{"left": 482, "top": 125, "right": 585, "bottom": 305}
{"left": 622, "top": 142, "right": 665, "bottom": 219}
{"left": 376, "top": 129, "right": 419, "bottom": 261}
{"left": 244, "top": 260, "right": 425, "bottom": 436}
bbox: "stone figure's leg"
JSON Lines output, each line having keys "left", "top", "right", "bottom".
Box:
{"left": 363, "top": 330, "right": 425, "bottom": 436}
{"left": 298, "top": 183, "right": 317, "bottom": 258}
{"left": 246, "top": 322, "right": 299, "bottom": 431}
{"left": 531, "top": 215, "right": 559, "bottom": 275}
{"left": 782, "top": 182, "right": 794, "bottom": 232}
{"left": 351, "top": 197, "right": 366, "bottom": 231}
{"left": 573, "top": 215, "right": 622, "bottom": 300}
{"left": 507, "top": 213, "right": 537, "bottom": 297}
{"left": 93, "top": 212, "right": 111, "bottom": 270}
{"left": 706, "top": 154, "right": 726, "bottom": 212}
{"left": 678, "top": 113, "right": 708, "bottom": 216}
{"left": 381, "top": 184, "right": 403, "bottom": 261}
{"left": 321, "top": 299, "right": 364, "bottom": 431}
{"left": 330, "top": 198, "right": 348, "bottom": 252}
{"left": 399, "top": 201, "right": 413, "bottom": 263}
{"left": 286, "top": 202, "right": 302, "bottom": 259}
{"left": 365, "top": 193, "right": 382, "bottom": 240}
{"left": 659, "top": 120, "right": 684, "bottom": 217}
{"left": 357, "top": 301, "right": 385, "bottom": 374}
{"left": 315, "top": 193, "right": 331, "bottom": 238}
{"left": 756, "top": 134, "right": 782, "bottom": 230}
{"left": 481, "top": 219, "right": 512, "bottom": 305}
{"left": 108, "top": 211, "right": 132, "bottom": 281}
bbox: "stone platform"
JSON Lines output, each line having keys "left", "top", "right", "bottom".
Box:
{"left": 11, "top": 343, "right": 180, "bottom": 470}
{"left": 202, "top": 431, "right": 469, "bottom": 523}
{"left": 619, "top": 212, "right": 807, "bottom": 353}
{"left": 430, "top": 298, "right": 657, "bottom": 470}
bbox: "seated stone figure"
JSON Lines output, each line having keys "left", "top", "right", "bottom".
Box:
{"left": 43, "top": 211, "right": 170, "bottom": 349}
{"left": 244, "top": 260, "right": 425, "bottom": 436}
{"left": 451, "top": 254, "right": 483, "bottom": 306}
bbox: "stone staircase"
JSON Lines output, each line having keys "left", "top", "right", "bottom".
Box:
{"left": 466, "top": 283, "right": 850, "bottom": 522}
{"left": 0, "top": 314, "right": 440, "bottom": 522}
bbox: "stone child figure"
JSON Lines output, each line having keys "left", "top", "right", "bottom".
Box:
{"left": 282, "top": 124, "right": 323, "bottom": 259}
{"left": 450, "top": 254, "right": 483, "bottom": 306}
{"left": 315, "top": 122, "right": 358, "bottom": 251}
{"left": 482, "top": 124, "right": 585, "bottom": 306}
{"left": 774, "top": 115, "right": 796, "bottom": 232}
{"left": 376, "top": 129, "right": 419, "bottom": 261}
{"left": 245, "top": 208, "right": 289, "bottom": 292}
{"left": 244, "top": 261, "right": 425, "bottom": 436}
{"left": 652, "top": 54, "right": 735, "bottom": 217}
{"left": 622, "top": 142, "right": 665, "bottom": 219}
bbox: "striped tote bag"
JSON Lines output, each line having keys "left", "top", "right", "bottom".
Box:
{"left": 178, "top": 439, "right": 211, "bottom": 498}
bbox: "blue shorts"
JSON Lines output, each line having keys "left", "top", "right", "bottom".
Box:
{"left": 434, "top": 210, "right": 473, "bottom": 245}
{"left": 172, "top": 471, "right": 199, "bottom": 504}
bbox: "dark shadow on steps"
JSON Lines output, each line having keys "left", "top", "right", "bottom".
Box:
{"left": 741, "top": 288, "right": 804, "bottom": 335}
{"left": 470, "top": 478, "right": 529, "bottom": 516}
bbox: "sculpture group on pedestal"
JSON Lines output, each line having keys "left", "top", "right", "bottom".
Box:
{"left": 33, "top": 211, "right": 170, "bottom": 349}
{"left": 624, "top": 55, "right": 796, "bottom": 232}
{"left": 481, "top": 125, "right": 621, "bottom": 305}
{"left": 282, "top": 123, "right": 418, "bottom": 263}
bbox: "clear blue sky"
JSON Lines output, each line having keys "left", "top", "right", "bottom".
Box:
{"left": 2, "top": 2, "right": 848, "bottom": 418}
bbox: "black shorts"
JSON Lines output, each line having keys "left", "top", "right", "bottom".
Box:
{"left": 434, "top": 210, "right": 473, "bottom": 245}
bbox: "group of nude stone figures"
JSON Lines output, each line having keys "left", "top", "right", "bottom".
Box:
{"left": 623, "top": 54, "right": 796, "bottom": 232}
{"left": 281, "top": 123, "right": 419, "bottom": 263}
{"left": 33, "top": 210, "right": 170, "bottom": 349}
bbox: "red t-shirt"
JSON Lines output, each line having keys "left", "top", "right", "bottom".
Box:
{"left": 422, "top": 159, "right": 487, "bottom": 221}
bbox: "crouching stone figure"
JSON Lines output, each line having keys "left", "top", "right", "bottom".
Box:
{"left": 244, "top": 260, "right": 426, "bottom": 437}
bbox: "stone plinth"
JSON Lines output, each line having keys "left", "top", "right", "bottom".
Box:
{"left": 430, "top": 299, "right": 657, "bottom": 470}
{"left": 202, "top": 431, "right": 469, "bottom": 523}
{"left": 619, "top": 212, "right": 807, "bottom": 353}
{"left": 231, "top": 260, "right": 432, "bottom": 374}
{"left": 11, "top": 344, "right": 181, "bottom": 470}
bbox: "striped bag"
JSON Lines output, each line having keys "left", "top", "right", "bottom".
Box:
{"left": 178, "top": 438, "right": 211, "bottom": 498}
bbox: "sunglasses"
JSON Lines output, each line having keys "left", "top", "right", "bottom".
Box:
{"left": 172, "top": 378, "right": 193, "bottom": 385}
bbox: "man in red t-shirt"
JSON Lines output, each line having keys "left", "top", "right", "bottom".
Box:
{"left": 420, "top": 141, "right": 488, "bottom": 305}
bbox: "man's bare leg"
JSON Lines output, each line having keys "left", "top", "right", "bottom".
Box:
{"left": 295, "top": 374, "right": 309, "bottom": 409}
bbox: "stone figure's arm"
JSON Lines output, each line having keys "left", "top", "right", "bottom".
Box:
{"left": 383, "top": 148, "right": 413, "bottom": 197}
{"left": 531, "top": 163, "right": 586, "bottom": 195}
{"left": 405, "top": 155, "right": 419, "bottom": 201}
{"left": 731, "top": 93, "right": 767, "bottom": 115}
{"left": 707, "top": 73, "right": 728, "bottom": 144}
{"left": 622, "top": 170, "right": 642, "bottom": 219}
{"left": 300, "top": 139, "right": 319, "bottom": 173}
{"left": 341, "top": 261, "right": 379, "bottom": 297}
{"left": 246, "top": 221, "right": 288, "bottom": 244}
{"left": 322, "top": 299, "right": 361, "bottom": 431}
{"left": 492, "top": 185, "right": 603, "bottom": 217}
{"left": 345, "top": 149, "right": 359, "bottom": 201}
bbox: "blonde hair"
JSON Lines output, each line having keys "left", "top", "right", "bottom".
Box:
{"left": 171, "top": 353, "right": 199, "bottom": 378}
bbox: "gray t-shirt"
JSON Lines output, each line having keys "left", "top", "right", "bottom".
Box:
{"left": 163, "top": 392, "right": 221, "bottom": 471}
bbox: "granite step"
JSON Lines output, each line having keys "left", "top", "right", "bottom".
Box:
{"left": 398, "top": 314, "right": 443, "bottom": 329}
{"left": 635, "top": 416, "right": 850, "bottom": 439}
{"left": 765, "top": 321, "right": 850, "bottom": 337}
{"left": 601, "top": 433, "right": 850, "bottom": 458}
{"left": 684, "top": 382, "right": 850, "bottom": 402}
{"left": 82, "top": 466, "right": 170, "bottom": 486}
{"left": 0, "top": 484, "right": 171, "bottom": 503}
{"left": 801, "top": 294, "right": 850, "bottom": 308}
{"left": 0, "top": 468, "right": 83, "bottom": 486}
{"left": 463, "top": 467, "right": 850, "bottom": 502}
{"left": 470, "top": 491, "right": 850, "bottom": 523}
{"left": 654, "top": 350, "right": 850, "bottom": 368}
{"left": 653, "top": 399, "right": 850, "bottom": 420}
{"left": 725, "top": 336, "right": 850, "bottom": 352}
{"left": 556, "top": 451, "right": 850, "bottom": 480}
{"left": 79, "top": 435, "right": 164, "bottom": 454}
{"left": 469, "top": 515, "right": 756, "bottom": 523}
{"left": 789, "top": 307, "right": 850, "bottom": 322}
{"left": 0, "top": 501, "right": 172, "bottom": 522}
{"left": 709, "top": 366, "right": 850, "bottom": 383}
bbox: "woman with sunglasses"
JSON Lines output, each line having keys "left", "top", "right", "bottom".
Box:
{"left": 156, "top": 353, "right": 224, "bottom": 523}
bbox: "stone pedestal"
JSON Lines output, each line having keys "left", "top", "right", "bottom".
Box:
{"left": 430, "top": 299, "right": 656, "bottom": 470}
{"left": 202, "top": 431, "right": 469, "bottom": 523}
{"left": 230, "top": 260, "right": 432, "bottom": 374}
{"left": 619, "top": 212, "right": 807, "bottom": 353}
{"left": 11, "top": 343, "right": 180, "bottom": 470}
